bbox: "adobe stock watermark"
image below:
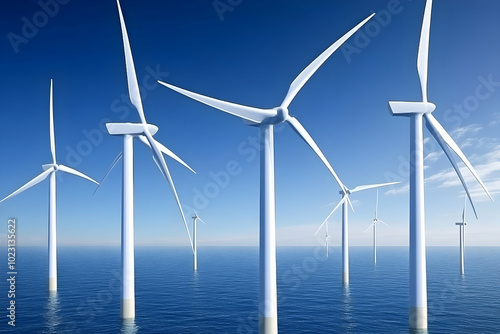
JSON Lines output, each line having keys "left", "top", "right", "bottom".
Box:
{"left": 341, "top": 0, "right": 409, "bottom": 64}
{"left": 63, "top": 64, "right": 169, "bottom": 169}
{"left": 213, "top": 0, "right": 243, "bottom": 22}
{"left": 7, "top": 0, "right": 71, "bottom": 54}
{"left": 184, "top": 123, "right": 286, "bottom": 213}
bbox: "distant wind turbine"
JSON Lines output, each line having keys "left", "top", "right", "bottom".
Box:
{"left": 455, "top": 197, "right": 467, "bottom": 275}
{"left": 320, "top": 182, "right": 398, "bottom": 285}
{"left": 159, "top": 14, "right": 375, "bottom": 334}
{"left": 0, "top": 79, "right": 98, "bottom": 292}
{"left": 314, "top": 217, "right": 332, "bottom": 257}
{"left": 364, "top": 190, "right": 390, "bottom": 264}
{"left": 388, "top": 0, "right": 492, "bottom": 328}
{"left": 105, "top": 0, "right": 196, "bottom": 319}
{"left": 192, "top": 211, "right": 206, "bottom": 271}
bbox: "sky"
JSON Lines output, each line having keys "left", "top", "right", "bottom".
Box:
{"left": 0, "top": 0, "right": 499, "bottom": 248}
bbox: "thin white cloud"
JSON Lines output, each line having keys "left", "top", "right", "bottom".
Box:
{"left": 385, "top": 183, "right": 409, "bottom": 195}
{"left": 450, "top": 124, "right": 483, "bottom": 139}
{"left": 424, "top": 151, "right": 442, "bottom": 162}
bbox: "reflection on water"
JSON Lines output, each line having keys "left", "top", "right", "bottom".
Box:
{"left": 44, "top": 292, "right": 61, "bottom": 333}
{"left": 410, "top": 329, "right": 429, "bottom": 334}
{"left": 342, "top": 285, "right": 355, "bottom": 332}
{"left": 121, "top": 319, "right": 139, "bottom": 334}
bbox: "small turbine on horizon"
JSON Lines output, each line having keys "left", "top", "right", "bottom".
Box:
{"left": 315, "top": 217, "right": 332, "bottom": 257}
{"left": 158, "top": 13, "right": 375, "bottom": 333}
{"left": 102, "top": 0, "right": 196, "bottom": 319}
{"left": 192, "top": 211, "right": 206, "bottom": 271}
{"left": 455, "top": 197, "right": 467, "bottom": 275}
{"left": 364, "top": 190, "right": 390, "bottom": 264}
{"left": 388, "top": 0, "right": 492, "bottom": 329}
{"left": 0, "top": 79, "right": 98, "bottom": 292}
{"left": 320, "top": 181, "right": 398, "bottom": 285}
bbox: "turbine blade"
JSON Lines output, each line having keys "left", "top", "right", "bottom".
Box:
{"left": 136, "top": 135, "right": 196, "bottom": 174}
{"left": 144, "top": 130, "right": 194, "bottom": 252}
{"left": 158, "top": 81, "right": 274, "bottom": 124}
{"left": 417, "top": 0, "right": 433, "bottom": 102}
{"left": 116, "top": 0, "right": 147, "bottom": 124}
{"left": 286, "top": 116, "right": 346, "bottom": 194}
{"left": 316, "top": 195, "right": 348, "bottom": 235}
{"left": 377, "top": 219, "right": 390, "bottom": 227}
{"left": 281, "top": 13, "right": 375, "bottom": 108}
{"left": 364, "top": 222, "right": 375, "bottom": 233}
{"left": 375, "top": 189, "right": 378, "bottom": 219}
{"left": 425, "top": 114, "right": 492, "bottom": 201}
{"left": 0, "top": 168, "right": 54, "bottom": 203}
{"left": 58, "top": 165, "right": 99, "bottom": 185}
{"left": 49, "top": 79, "right": 56, "bottom": 164}
{"left": 424, "top": 116, "right": 480, "bottom": 218}
{"left": 93, "top": 152, "right": 122, "bottom": 195}
{"left": 350, "top": 181, "right": 400, "bottom": 193}
{"left": 462, "top": 196, "right": 466, "bottom": 223}
{"left": 198, "top": 218, "right": 207, "bottom": 225}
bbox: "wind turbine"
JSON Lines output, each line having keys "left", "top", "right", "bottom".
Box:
{"left": 364, "top": 190, "right": 390, "bottom": 264}
{"left": 159, "top": 13, "right": 375, "bottom": 334}
{"left": 388, "top": 0, "right": 492, "bottom": 328}
{"left": 319, "top": 181, "right": 398, "bottom": 285}
{"left": 192, "top": 211, "right": 206, "bottom": 271}
{"left": 106, "top": 0, "right": 196, "bottom": 319}
{"left": 455, "top": 197, "right": 467, "bottom": 275}
{"left": 0, "top": 79, "right": 98, "bottom": 292}
{"left": 314, "top": 217, "right": 332, "bottom": 257}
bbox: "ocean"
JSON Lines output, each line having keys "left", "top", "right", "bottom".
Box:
{"left": 2, "top": 246, "right": 499, "bottom": 333}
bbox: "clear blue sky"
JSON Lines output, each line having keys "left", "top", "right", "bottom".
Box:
{"left": 0, "top": 0, "right": 499, "bottom": 247}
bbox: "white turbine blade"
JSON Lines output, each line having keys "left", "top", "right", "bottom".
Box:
{"left": 375, "top": 189, "right": 378, "bottom": 219}
{"left": 364, "top": 222, "right": 375, "bottom": 233}
{"left": 350, "top": 181, "right": 400, "bottom": 194}
{"left": 417, "top": 0, "right": 433, "bottom": 102}
{"left": 315, "top": 218, "right": 328, "bottom": 236}
{"left": 158, "top": 81, "right": 274, "bottom": 124}
{"left": 425, "top": 114, "right": 492, "bottom": 201}
{"left": 116, "top": 0, "right": 146, "bottom": 124}
{"left": 462, "top": 196, "right": 466, "bottom": 223}
{"left": 424, "top": 117, "right": 479, "bottom": 218}
{"left": 376, "top": 219, "right": 390, "bottom": 227}
{"left": 0, "top": 168, "right": 54, "bottom": 203}
{"left": 93, "top": 152, "right": 122, "bottom": 195}
{"left": 316, "top": 195, "right": 348, "bottom": 235}
{"left": 49, "top": 79, "right": 56, "bottom": 164}
{"left": 136, "top": 135, "right": 196, "bottom": 174}
{"left": 198, "top": 218, "right": 207, "bottom": 225}
{"left": 58, "top": 165, "right": 99, "bottom": 185}
{"left": 144, "top": 130, "right": 194, "bottom": 252}
{"left": 281, "top": 13, "right": 375, "bottom": 108}
{"left": 286, "top": 116, "right": 346, "bottom": 195}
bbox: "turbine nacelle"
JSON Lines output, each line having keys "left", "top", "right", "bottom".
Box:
{"left": 455, "top": 222, "right": 466, "bottom": 226}
{"left": 106, "top": 122, "right": 159, "bottom": 136}
{"left": 42, "top": 163, "right": 58, "bottom": 171}
{"left": 388, "top": 101, "right": 436, "bottom": 116}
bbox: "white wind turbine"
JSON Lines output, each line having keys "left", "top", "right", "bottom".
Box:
{"left": 319, "top": 181, "right": 398, "bottom": 285}
{"left": 0, "top": 79, "right": 98, "bottom": 292}
{"left": 159, "top": 14, "right": 375, "bottom": 334}
{"left": 192, "top": 211, "right": 206, "bottom": 271}
{"left": 455, "top": 197, "right": 467, "bottom": 275}
{"left": 314, "top": 217, "right": 332, "bottom": 257}
{"left": 364, "top": 190, "right": 390, "bottom": 264}
{"left": 106, "top": 0, "right": 196, "bottom": 319}
{"left": 388, "top": 0, "right": 492, "bottom": 328}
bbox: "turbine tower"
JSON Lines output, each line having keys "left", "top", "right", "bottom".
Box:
{"left": 388, "top": 0, "right": 492, "bottom": 328}
{"left": 319, "top": 182, "right": 397, "bottom": 285}
{"left": 455, "top": 197, "right": 467, "bottom": 275}
{"left": 108, "top": 0, "right": 195, "bottom": 319}
{"left": 0, "top": 80, "right": 98, "bottom": 292}
{"left": 192, "top": 211, "right": 206, "bottom": 271}
{"left": 159, "top": 14, "right": 375, "bottom": 334}
{"left": 365, "top": 190, "right": 390, "bottom": 264}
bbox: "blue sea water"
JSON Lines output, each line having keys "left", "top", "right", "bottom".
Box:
{"left": 1, "top": 246, "right": 499, "bottom": 333}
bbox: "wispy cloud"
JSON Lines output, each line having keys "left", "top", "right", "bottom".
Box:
{"left": 488, "top": 112, "right": 500, "bottom": 126}
{"left": 424, "top": 151, "right": 443, "bottom": 162}
{"left": 450, "top": 124, "right": 483, "bottom": 139}
{"left": 385, "top": 183, "right": 409, "bottom": 195}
